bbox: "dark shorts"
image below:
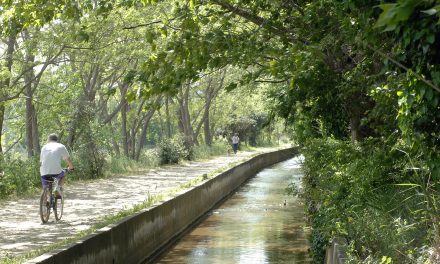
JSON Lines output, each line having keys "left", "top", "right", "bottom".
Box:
{"left": 41, "top": 171, "right": 65, "bottom": 188}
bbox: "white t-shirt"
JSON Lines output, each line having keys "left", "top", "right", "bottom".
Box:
{"left": 40, "top": 142, "right": 70, "bottom": 176}
{"left": 232, "top": 135, "right": 239, "bottom": 144}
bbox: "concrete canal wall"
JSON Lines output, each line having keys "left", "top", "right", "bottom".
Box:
{"left": 325, "top": 238, "right": 347, "bottom": 264}
{"left": 27, "top": 147, "right": 298, "bottom": 264}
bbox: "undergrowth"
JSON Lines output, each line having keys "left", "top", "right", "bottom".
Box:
{"left": 302, "top": 138, "right": 438, "bottom": 263}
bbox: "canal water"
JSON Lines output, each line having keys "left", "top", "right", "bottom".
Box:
{"left": 156, "top": 157, "right": 311, "bottom": 264}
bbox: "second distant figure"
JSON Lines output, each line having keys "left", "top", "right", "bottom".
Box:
{"left": 232, "top": 133, "right": 240, "bottom": 154}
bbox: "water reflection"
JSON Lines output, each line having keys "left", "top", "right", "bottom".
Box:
{"left": 156, "top": 157, "right": 311, "bottom": 264}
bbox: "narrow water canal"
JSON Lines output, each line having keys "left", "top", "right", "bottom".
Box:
{"left": 156, "top": 156, "right": 311, "bottom": 264}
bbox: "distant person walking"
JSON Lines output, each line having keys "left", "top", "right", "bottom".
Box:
{"left": 232, "top": 133, "right": 240, "bottom": 154}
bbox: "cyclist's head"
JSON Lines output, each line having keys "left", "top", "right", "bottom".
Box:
{"left": 48, "top": 133, "right": 59, "bottom": 142}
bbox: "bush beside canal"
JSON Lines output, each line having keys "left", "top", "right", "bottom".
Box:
{"left": 301, "top": 138, "right": 438, "bottom": 263}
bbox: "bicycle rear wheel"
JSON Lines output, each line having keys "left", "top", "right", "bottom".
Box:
{"left": 54, "top": 194, "right": 63, "bottom": 221}
{"left": 39, "top": 188, "right": 51, "bottom": 223}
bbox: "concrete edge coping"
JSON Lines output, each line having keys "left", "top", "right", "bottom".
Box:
{"left": 326, "top": 237, "right": 348, "bottom": 264}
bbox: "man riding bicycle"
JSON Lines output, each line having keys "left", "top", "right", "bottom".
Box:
{"left": 40, "top": 133, "right": 74, "bottom": 196}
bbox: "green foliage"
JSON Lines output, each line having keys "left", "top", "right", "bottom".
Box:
{"left": 310, "top": 223, "right": 328, "bottom": 263}
{"left": 216, "top": 112, "right": 270, "bottom": 146}
{"left": 192, "top": 141, "right": 229, "bottom": 160}
{"left": 0, "top": 156, "right": 40, "bottom": 199}
{"left": 2, "top": 0, "right": 440, "bottom": 260}
{"left": 263, "top": 44, "right": 353, "bottom": 141}
{"left": 107, "top": 149, "right": 159, "bottom": 175}
{"left": 69, "top": 145, "right": 106, "bottom": 181}
{"left": 301, "top": 138, "right": 437, "bottom": 262}
{"left": 375, "top": 1, "right": 420, "bottom": 32}
{"left": 372, "top": 0, "right": 440, "bottom": 149}
{"left": 66, "top": 104, "right": 107, "bottom": 180}
{"left": 157, "top": 134, "right": 193, "bottom": 164}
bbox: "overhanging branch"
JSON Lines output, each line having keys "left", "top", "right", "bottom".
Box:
{"left": 209, "top": 0, "right": 308, "bottom": 45}
{"left": 254, "top": 79, "right": 288, "bottom": 84}
{"left": 367, "top": 44, "right": 440, "bottom": 93}
{"left": 123, "top": 20, "right": 162, "bottom": 30}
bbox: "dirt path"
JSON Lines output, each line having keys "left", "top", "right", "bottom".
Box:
{"left": 0, "top": 148, "right": 279, "bottom": 260}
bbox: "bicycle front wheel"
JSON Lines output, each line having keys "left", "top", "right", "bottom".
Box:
{"left": 39, "top": 188, "right": 51, "bottom": 223}
{"left": 54, "top": 194, "right": 63, "bottom": 221}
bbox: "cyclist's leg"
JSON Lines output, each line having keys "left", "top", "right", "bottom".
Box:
{"left": 54, "top": 172, "right": 65, "bottom": 220}
{"left": 55, "top": 171, "right": 65, "bottom": 193}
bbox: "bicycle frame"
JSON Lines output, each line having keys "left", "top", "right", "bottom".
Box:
{"left": 40, "top": 173, "right": 64, "bottom": 223}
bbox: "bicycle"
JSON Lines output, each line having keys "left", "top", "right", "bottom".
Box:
{"left": 39, "top": 168, "right": 71, "bottom": 223}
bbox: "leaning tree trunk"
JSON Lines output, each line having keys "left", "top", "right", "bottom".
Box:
{"left": 202, "top": 70, "right": 226, "bottom": 145}
{"left": 204, "top": 110, "right": 212, "bottom": 146}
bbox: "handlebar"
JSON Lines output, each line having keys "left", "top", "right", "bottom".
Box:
{"left": 63, "top": 168, "right": 74, "bottom": 172}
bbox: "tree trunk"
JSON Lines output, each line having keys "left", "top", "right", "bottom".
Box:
{"left": 24, "top": 30, "right": 40, "bottom": 157}
{"left": 177, "top": 84, "right": 196, "bottom": 145}
{"left": 121, "top": 102, "right": 129, "bottom": 156}
{"left": 177, "top": 107, "right": 185, "bottom": 134}
{"left": 25, "top": 92, "right": 34, "bottom": 157}
{"left": 165, "top": 96, "right": 172, "bottom": 138}
{"left": 67, "top": 64, "right": 101, "bottom": 148}
{"left": 348, "top": 92, "right": 362, "bottom": 142}
{"left": 32, "top": 112, "right": 41, "bottom": 155}
{"left": 210, "top": 101, "right": 218, "bottom": 139}
{"left": 0, "top": 34, "right": 17, "bottom": 158}
{"left": 202, "top": 71, "right": 225, "bottom": 145}
{"left": 25, "top": 83, "right": 40, "bottom": 157}
{"left": 182, "top": 84, "right": 196, "bottom": 143}
{"left": 130, "top": 127, "right": 136, "bottom": 159}
{"left": 135, "top": 106, "right": 157, "bottom": 161}
{"left": 0, "top": 104, "right": 5, "bottom": 157}
{"left": 100, "top": 102, "right": 121, "bottom": 155}
{"left": 109, "top": 120, "right": 121, "bottom": 156}
{"left": 201, "top": 77, "right": 214, "bottom": 145}
{"left": 204, "top": 110, "right": 212, "bottom": 145}
{"left": 116, "top": 83, "right": 130, "bottom": 156}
